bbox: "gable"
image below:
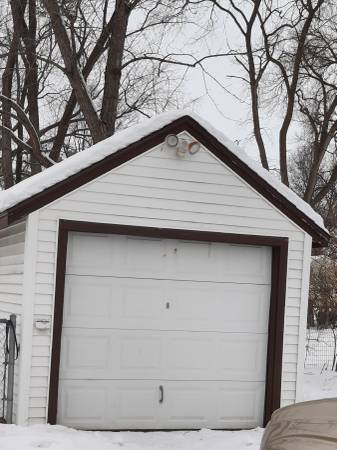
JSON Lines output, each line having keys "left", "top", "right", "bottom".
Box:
{"left": 43, "top": 134, "right": 309, "bottom": 239}
{"left": 0, "top": 115, "right": 329, "bottom": 246}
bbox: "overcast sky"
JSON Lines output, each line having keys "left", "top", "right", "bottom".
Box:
{"left": 185, "top": 62, "right": 283, "bottom": 167}
{"left": 162, "top": 7, "right": 299, "bottom": 173}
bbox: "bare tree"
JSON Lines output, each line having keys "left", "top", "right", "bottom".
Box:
{"left": 3, "top": 0, "right": 337, "bottom": 218}
{"left": 0, "top": 0, "right": 204, "bottom": 187}
{"left": 186, "top": 0, "right": 337, "bottom": 195}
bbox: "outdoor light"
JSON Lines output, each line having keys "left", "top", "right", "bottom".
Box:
{"left": 165, "top": 134, "right": 179, "bottom": 148}
{"left": 188, "top": 141, "right": 201, "bottom": 155}
{"left": 164, "top": 134, "right": 201, "bottom": 158}
{"left": 176, "top": 139, "right": 188, "bottom": 157}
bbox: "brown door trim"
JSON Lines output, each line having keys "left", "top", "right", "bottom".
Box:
{"left": 48, "top": 219, "right": 288, "bottom": 427}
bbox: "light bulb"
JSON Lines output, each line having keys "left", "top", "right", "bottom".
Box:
{"left": 165, "top": 134, "right": 179, "bottom": 148}
{"left": 188, "top": 141, "right": 201, "bottom": 155}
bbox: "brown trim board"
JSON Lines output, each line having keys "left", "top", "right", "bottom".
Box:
{"left": 1, "top": 115, "right": 329, "bottom": 247}
{"left": 48, "top": 219, "right": 289, "bottom": 428}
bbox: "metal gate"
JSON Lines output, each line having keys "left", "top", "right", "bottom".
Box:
{"left": 0, "top": 315, "right": 19, "bottom": 424}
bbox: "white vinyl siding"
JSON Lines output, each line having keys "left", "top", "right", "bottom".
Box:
{"left": 0, "top": 220, "right": 25, "bottom": 317}
{"left": 0, "top": 219, "right": 26, "bottom": 422}
{"left": 21, "top": 133, "right": 309, "bottom": 424}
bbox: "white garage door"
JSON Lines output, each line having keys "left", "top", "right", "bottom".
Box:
{"left": 57, "top": 232, "right": 271, "bottom": 430}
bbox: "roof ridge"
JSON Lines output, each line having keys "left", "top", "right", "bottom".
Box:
{"left": 0, "top": 110, "right": 329, "bottom": 245}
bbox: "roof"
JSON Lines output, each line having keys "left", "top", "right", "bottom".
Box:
{"left": 0, "top": 111, "right": 329, "bottom": 246}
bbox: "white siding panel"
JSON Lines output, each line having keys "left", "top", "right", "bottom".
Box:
{"left": 0, "top": 220, "right": 26, "bottom": 423}
{"left": 26, "top": 138, "right": 309, "bottom": 423}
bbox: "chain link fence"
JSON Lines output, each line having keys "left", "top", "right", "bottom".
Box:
{"left": 305, "top": 327, "right": 337, "bottom": 371}
{"left": 0, "top": 315, "right": 18, "bottom": 424}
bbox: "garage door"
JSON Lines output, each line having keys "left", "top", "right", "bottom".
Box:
{"left": 57, "top": 232, "right": 272, "bottom": 430}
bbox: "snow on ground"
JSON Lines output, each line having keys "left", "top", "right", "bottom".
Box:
{"left": 303, "top": 368, "right": 337, "bottom": 401}
{"left": 0, "top": 425, "right": 263, "bottom": 450}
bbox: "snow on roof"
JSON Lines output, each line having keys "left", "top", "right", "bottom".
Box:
{"left": 0, "top": 110, "right": 327, "bottom": 232}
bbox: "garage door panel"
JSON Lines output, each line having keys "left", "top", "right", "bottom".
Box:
{"left": 162, "top": 381, "right": 265, "bottom": 429}
{"left": 166, "top": 333, "right": 267, "bottom": 381}
{"left": 217, "top": 334, "right": 267, "bottom": 378}
{"left": 165, "top": 238, "right": 272, "bottom": 284}
{"left": 66, "top": 232, "right": 114, "bottom": 274}
{"left": 63, "top": 277, "right": 115, "bottom": 321}
{"left": 66, "top": 233, "right": 271, "bottom": 285}
{"left": 60, "top": 333, "right": 110, "bottom": 372}
{"left": 57, "top": 383, "right": 112, "bottom": 429}
{"left": 60, "top": 329, "right": 267, "bottom": 382}
{"left": 60, "top": 330, "right": 163, "bottom": 379}
{"left": 171, "top": 240, "right": 215, "bottom": 279}
{"left": 113, "top": 382, "right": 162, "bottom": 427}
{"left": 58, "top": 380, "right": 161, "bottom": 430}
{"left": 63, "top": 276, "right": 270, "bottom": 333}
{"left": 220, "top": 244, "right": 271, "bottom": 284}
{"left": 58, "top": 380, "right": 265, "bottom": 429}
{"left": 63, "top": 277, "right": 166, "bottom": 328}
{"left": 119, "top": 335, "right": 163, "bottom": 372}
{"left": 215, "top": 382, "right": 265, "bottom": 428}
{"left": 122, "top": 236, "right": 169, "bottom": 276}
{"left": 161, "top": 383, "right": 213, "bottom": 427}
{"left": 67, "top": 233, "right": 168, "bottom": 278}
{"left": 163, "top": 282, "right": 270, "bottom": 334}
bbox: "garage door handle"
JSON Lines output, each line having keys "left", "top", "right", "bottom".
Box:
{"left": 159, "top": 385, "right": 164, "bottom": 403}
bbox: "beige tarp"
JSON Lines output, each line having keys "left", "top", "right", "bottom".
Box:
{"left": 261, "top": 398, "right": 337, "bottom": 450}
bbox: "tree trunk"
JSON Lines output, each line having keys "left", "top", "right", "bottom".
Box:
{"left": 1, "top": 39, "right": 16, "bottom": 188}
{"left": 43, "top": 0, "right": 106, "bottom": 143}
{"left": 25, "top": 0, "right": 41, "bottom": 174}
{"left": 15, "top": 123, "right": 23, "bottom": 183}
{"left": 245, "top": 0, "right": 269, "bottom": 170}
{"left": 49, "top": 8, "right": 118, "bottom": 161}
{"left": 278, "top": 1, "right": 323, "bottom": 186}
{"left": 100, "top": 0, "right": 130, "bottom": 136}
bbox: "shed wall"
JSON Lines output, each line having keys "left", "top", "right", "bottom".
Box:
{"left": 0, "top": 219, "right": 26, "bottom": 423}
{"left": 23, "top": 134, "right": 309, "bottom": 424}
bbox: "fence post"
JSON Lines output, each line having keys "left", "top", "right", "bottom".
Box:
{"left": 5, "top": 314, "right": 16, "bottom": 424}
{"left": 0, "top": 318, "right": 7, "bottom": 422}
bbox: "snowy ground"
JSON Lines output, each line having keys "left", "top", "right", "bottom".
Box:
{"left": 1, "top": 370, "right": 337, "bottom": 450}
{"left": 303, "top": 368, "right": 337, "bottom": 401}
{"left": 0, "top": 425, "right": 263, "bottom": 450}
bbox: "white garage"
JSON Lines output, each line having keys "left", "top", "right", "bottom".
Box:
{"left": 0, "top": 111, "right": 329, "bottom": 429}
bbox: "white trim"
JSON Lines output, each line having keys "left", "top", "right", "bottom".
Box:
{"left": 295, "top": 233, "right": 312, "bottom": 402}
{"left": 16, "top": 211, "right": 39, "bottom": 424}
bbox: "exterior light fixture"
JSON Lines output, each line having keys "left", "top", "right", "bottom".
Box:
{"left": 165, "top": 134, "right": 179, "bottom": 148}
{"left": 188, "top": 141, "right": 201, "bottom": 155}
{"left": 164, "top": 134, "right": 201, "bottom": 158}
{"left": 176, "top": 139, "right": 189, "bottom": 158}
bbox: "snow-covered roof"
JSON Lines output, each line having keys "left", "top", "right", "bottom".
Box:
{"left": 0, "top": 110, "right": 328, "bottom": 238}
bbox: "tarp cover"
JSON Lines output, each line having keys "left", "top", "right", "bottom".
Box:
{"left": 261, "top": 398, "right": 337, "bottom": 449}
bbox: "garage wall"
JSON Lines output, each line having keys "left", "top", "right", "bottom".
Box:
{"left": 0, "top": 220, "right": 25, "bottom": 317}
{"left": 25, "top": 132, "right": 309, "bottom": 424}
{"left": 0, "top": 219, "right": 26, "bottom": 423}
